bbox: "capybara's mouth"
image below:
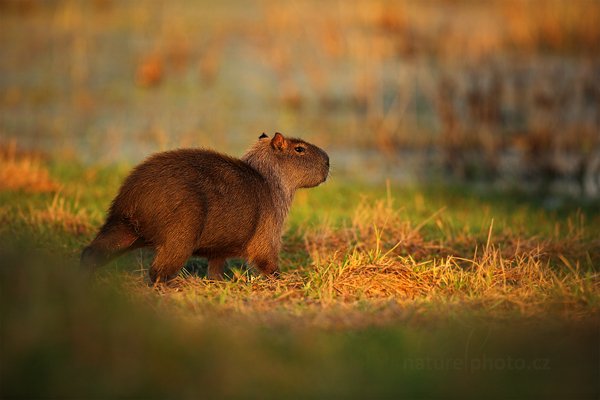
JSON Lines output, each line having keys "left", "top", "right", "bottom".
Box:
{"left": 321, "top": 169, "right": 329, "bottom": 184}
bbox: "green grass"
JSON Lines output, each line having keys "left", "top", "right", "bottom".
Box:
{"left": 1, "top": 157, "right": 599, "bottom": 399}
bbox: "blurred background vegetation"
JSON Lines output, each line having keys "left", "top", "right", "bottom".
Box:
{"left": 1, "top": 0, "right": 599, "bottom": 198}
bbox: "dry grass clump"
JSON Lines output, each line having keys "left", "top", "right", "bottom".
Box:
{"left": 0, "top": 141, "right": 58, "bottom": 193}
{"left": 24, "top": 193, "right": 92, "bottom": 235}
{"left": 133, "top": 198, "right": 599, "bottom": 328}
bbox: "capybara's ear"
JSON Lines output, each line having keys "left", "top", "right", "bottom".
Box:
{"left": 271, "top": 132, "right": 287, "bottom": 150}
{"left": 259, "top": 132, "right": 268, "bottom": 139}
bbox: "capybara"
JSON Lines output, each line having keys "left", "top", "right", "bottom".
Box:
{"left": 81, "top": 132, "right": 329, "bottom": 283}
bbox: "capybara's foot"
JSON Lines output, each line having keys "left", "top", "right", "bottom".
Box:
{"left": 80, "top": 246, "right": 104, "bottom": 269}
{"left": 265, "top": 268, "right": 281, "bottom": 279}
{"left": 253, "top": 258, "right": 280, "bottom": 278}
{"left": 207, "top": 258, "right": 226, "bottom": 281}
{"left": 148, "top": 268, "right": 180, "bottom": 286}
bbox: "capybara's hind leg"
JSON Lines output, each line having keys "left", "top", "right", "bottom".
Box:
{"left": 81, "top": 220, "right": 139, "bottom": 269}
{"left": 149, "top": 243, "right": 194, "bottom": 284}
{"left": 207, "top": 257, "right": 226, "bottom": 280}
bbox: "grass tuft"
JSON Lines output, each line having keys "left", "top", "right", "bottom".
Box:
{"left": 0, "top": 141, "right": 58, "bottom": 193}
{"left": 23, "top": 193, "right": 92, "bottom": 235}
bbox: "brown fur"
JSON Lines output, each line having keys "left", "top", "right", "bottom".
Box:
{"left": 81, "top": 133, "right": 329, "bottom": 283}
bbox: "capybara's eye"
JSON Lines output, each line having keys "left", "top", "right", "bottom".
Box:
{"left": 294, "top": 146, "right": 305, "bottom": 153}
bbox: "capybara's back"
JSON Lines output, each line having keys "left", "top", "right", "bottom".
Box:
{"left": 81, "top": 132, "right": 329, "bottom": 283}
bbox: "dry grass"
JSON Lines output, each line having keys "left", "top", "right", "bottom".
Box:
{"left": 23, "top": 193, "right": 92, "bottom": 235}
{"left": 0, "top": 141, "right": 58, "bottom": 193}
{"left": 122, "top": 197, "right": 600, "bottom": 329}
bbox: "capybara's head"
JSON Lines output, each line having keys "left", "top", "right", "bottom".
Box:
{"left": 243, "top": 132, "right": 329, "bottom": 190}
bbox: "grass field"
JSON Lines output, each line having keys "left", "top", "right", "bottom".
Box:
{"left": 1, "top": 149, "right": 598, "bottom": 399}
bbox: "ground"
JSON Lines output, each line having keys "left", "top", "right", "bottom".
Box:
{"left": 0, "top": 150, "right": 598, "bottom": 398}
